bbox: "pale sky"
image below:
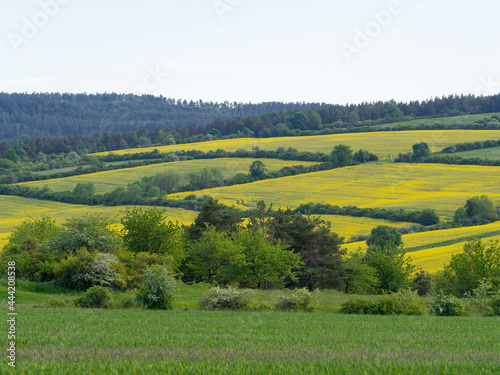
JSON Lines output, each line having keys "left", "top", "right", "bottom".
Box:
{"left": 1, "top": 0, "right": 500, "bottom": 104}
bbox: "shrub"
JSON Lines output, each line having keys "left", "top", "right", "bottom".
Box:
{"left": 339, "top": 296, "right": 376, "bottom": 314}
{"left": 340, "top": 290, "right": 425, "bottom": 315}
{"left": 136, "top": 265, "right": 177, "bottom": 310}
{"left": 54, "top": 249, "right": 120, "bottom": 290}
{"left": 429, "top": 293, "right": 463, "bottom": 316}
{"left": 46, "top": 296, "right": 69, "bottom": 308}
{"left": 198, "top": 287, "right": 252, "bottom": 310}
{"left": 275, "top": 288, "right": 320, "bottom": 312}
{"left": 74, "top": 286, "right": 111, "bottom": 308}
{"left": 489, "top": 295, "right": 500, "bottom": 316}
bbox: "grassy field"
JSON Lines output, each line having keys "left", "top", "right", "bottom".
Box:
{"left": 446, "top": 146, "right": 500, "bottom": 160}
{"left": 169, "top": 162, "right": 500, "bottom": 219}
{"left": 17, "top": 158, "right": 316, "bottom": 194}
{"left": 0, "top": 195, "right": 197, "bottom": 251}
{"left": 91, "top": 129, "right": 500, "bottom": 160}
{"left": 1, "top": 304, "right": 498, "bottom": 374}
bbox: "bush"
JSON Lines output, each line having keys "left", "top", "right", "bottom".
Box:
{"left": 275, "top": 288, "right": 320, "bottom": 312}
{"left": 339, "top": 296, "right": 376, "bottom": 314}
{"left": 46, "top": 296, "right": 70, "bottom": 308}
{"left": 74, "top": 286, "right": 111, "bottom": 308}
{"left": 198, "top": 287, "right": 252, "bottom": 310}
{"left": 340, "top": 290, "right": 425, "bottom": 315}
{"left": 489, "top": 295, "right": 500, "bottom": 316}
{"left": 136, "top": 265, "right": 177, "bottom": 310}
{"left": 429, "top": 293, "right": 463, "bottom": 316}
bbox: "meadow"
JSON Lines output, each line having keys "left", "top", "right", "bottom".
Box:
{"left": 169, "top": 162, "right": 500, "bottom": 219}
{"left": 92, "top": 129, "right": 500, "bottom": 160}
{"left": 447, "top": 145, "right": 500, "bottom": 161}
{"left": 16, "top": 158, "right": 315, "bottom": 194}
{"left": 1, "top": 304, "right": 499, "bottom": 374}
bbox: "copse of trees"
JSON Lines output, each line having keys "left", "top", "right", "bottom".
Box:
{"left": 453, "top": 195, "right": 500, "bottom": 225}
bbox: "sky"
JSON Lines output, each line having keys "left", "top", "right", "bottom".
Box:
{"left": 1, "top": 0, "right": 500, "bottom": 104}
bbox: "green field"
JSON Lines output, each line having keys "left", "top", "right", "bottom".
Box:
{"left": 447, "top": 146, "right": 500, "bottom": 160}
{"left": 2, "top": 302, "right": 498, "bottom": 374}
{"left": 92, "top": 129, "right": 500, "bottom": 160}
{"left": 18, "top": 158, "right": 316, "bottom": 194}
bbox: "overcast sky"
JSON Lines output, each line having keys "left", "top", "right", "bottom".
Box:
{"left": 1, "top": 0, "right": 499, "bottom": 104}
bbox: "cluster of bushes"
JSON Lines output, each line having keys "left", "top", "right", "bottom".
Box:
{"left": 340, "top": 290, "right": 426, "bottom": 315}
{"left": 443, "top": 139, "right": 500, "bottom": 153}
{"left": 294, "top": 203, "right": 440, "bottom": 225}
{"left": 453, "top": 195, "right": 500, "bottom": 226}
{"left": 422, "top": 154, "right": 500, "bottom": 167}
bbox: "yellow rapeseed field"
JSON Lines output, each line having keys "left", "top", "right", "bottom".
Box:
{"left": 92, "top": 130, "right": 500, "bottom": 159}
{"left": 343, "top": 221, "right": 500, "bottom": 272}
{"left": 313, "top": 215, "right": 413, "bottom": 242}
{"left": 0, "top": 195, "right": 197, "bottom": 250}
{"left": 16, "top": 158, "right": 315, "bottom": 194}
{"left": 169, "top": 163, "right": 500, "bottom": 219}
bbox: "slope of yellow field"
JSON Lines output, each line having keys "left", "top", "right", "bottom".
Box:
{"left": 343, "top": 221, "right": 500, "bottom": 272}
{"left": 0, "top": 195, "right": 197, "bottom": 245}
{"left": 17, "top": 158, "right": 315, "bottom": 194}
{"left": 313, "top": 215, "right": 413, "bottom": 242}
{"left": 92, "top": 130, "right": 500, "bottom": 159}
{"left": 169, "top": 163, "right": 500, "bottom": 219}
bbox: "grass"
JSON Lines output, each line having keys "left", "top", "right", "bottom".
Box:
{"left": 17, "top": 158, "right": 316, "bottom": 194}
{"left": 444, "top": 145, "right": 500, "bottom": 161}
{"left": 91, "top": 129, "right": 500, "bottom": 160}
{"left": 2, "top": 307, "right": 498, "bottom": 374}
{"left": 168, "top": 162, "right": 500, "bottom": 219}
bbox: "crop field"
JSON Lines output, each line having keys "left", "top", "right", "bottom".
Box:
{"left": 0, "top": 195, "right": 197, "bottom": 250}
{"left": 2, "top": 306, "right": 498, "bottom": 374}
{"left": 343, "top": 222, "right": 500, "bottom": 272}
{"left": 447, "top": 146, "right": 500, "bottom": 161}
{"left": 92, "top": 129, "right": 500, "bottom": 160}
{"left": 169, "top": 163, "right": 500, "bottom": 219}
{"left": 313, "top": 214, "right": 413, "bottom": 241}
{"left": 17, "top": 158, "right": 315, "bottom": 194}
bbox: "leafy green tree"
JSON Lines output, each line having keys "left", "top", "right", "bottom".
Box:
{"left": 464, "top": 195, "right": 498, "bottom": 222}
{"left": 441, "top": 238, "right": 500, "bottom": 296}
{"left": 385, "top": 103, "right": 403, "bottom": 122}
{"left": 187, "top": 197, "right": 242, "bottom": 240}
{"left": 72, "top": 182, "right": 96, "bottom": 200}
{"left": 187, "top": 228, "right": 246, "bottom": 285}
{"left": 48, "top": 214, "right": 121, "bottom": 255}
{"left": 232, "top": 228, "right": 302, "bottom": 288}
{"left": 343, "top": 250, "right": 379, "bottom": 294}
{"left": 366, "top": 225, "right": 403, "bottom": 252}
{"left": 249, "top": 160, "right": 267, "bottom": 178}
{"left": 365, "top": 247, "right": 416, "bottom": 292}
{"left": 3, "top": 149, "right": 20, "bottom": 163}
{"left": 120, "top": 207, "right": 185, "bottom": 270}
{"left": 416, "top": 208, "right": 440, "bottom": 225}
{"left": 411, "top": 142, "right": 431, "bottom": 161}
{"left": 269, "top": 209, "right": 345, "bottom": 290}
{"left": 330, "top": 144, "right": 354, "bottom": 168}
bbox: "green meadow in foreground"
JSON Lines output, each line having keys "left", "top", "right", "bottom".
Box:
{"left": 2, "top": 294, "right": 499, "bottom": 375}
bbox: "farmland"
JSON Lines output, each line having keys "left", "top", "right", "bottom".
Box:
{"left": 1, "top": 304, "right": 498, "bottom": 374}
{"left": 447, "top": 146, "right": 500, "bottom": 161}
{"left": 92, "top": 129, "right": 500, "bottom": 159}
{"left": 17, "top": 158, "right": 316, "bottom": 194}
{"left": 169, "top": 162, "right": 500, "bottom": 219}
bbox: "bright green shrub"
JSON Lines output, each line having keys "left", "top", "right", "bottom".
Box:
{"left": 339, "top": 296, "right": 376, "bottom": 314}
{"left": 136, "top": 265, "right": 177, "bottom": 310}
{"left": 198, "top": 287, "right": 252, "bottom": 310}
{"left": 74, "top": 286, "right": 111, "bottom": 308}
{"left": 275, "top": 288, "right": 320, "bottom": 312}
{"left": 429, "top": 293, "right": 463, "bottom": 316}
